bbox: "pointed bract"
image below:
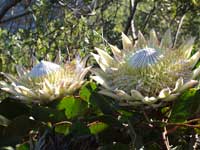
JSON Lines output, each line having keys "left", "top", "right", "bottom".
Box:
{"left": 173, "top": 77, "right": 184, "bottom": 92}
{"left": 91, "top": 76, "right": 111, "bottom": 89}
{"left": 95, "top": 47, "right": 114, "bottom": 66}
{"left": 158, "top": 88, "right": 171, "bottom": 99}
{"left": 109, "top": 44, "right": 123, "bottom": 61}
{"left": 160, "top": 29, "right": 172, "bottom": 49}
{"left": 188, "top": 50, "right": 200, "bottom": 68}
{"left": 149, "top": 29, "right": 159, "bottom": 47}
{"left": 136, "top": 31, "right": 147, "bottom": 49}
{"left": 91, "top": 53, "right": 109, "bottom": 72}
{"left": 192, "top": 67, "right": 200, "bottom": 79}
{"left": 181, "top": 37, "right": 195, "bottom": 58}
{"left": 122, "top": 32, "right": 133, "bottom": 51}
{"left": 130, "top": 90, "right": 144, "bottom": 100}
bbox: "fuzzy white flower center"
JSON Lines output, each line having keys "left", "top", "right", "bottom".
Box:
{"left": 28, "top": 60, "right": 61, "bottom": 77}
{"left": 128, "top": 48, "right": 161, "bottom": 68}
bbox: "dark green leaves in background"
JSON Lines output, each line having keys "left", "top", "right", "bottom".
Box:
{"left": 170, "top": 89, "right": 200, "bottom": 123}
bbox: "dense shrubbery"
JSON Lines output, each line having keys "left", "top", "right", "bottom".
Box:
{"left": 0, "top": 0, "right": 200, "bottom": 149}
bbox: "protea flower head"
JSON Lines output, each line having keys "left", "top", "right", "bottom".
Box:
{"left": 0, "top": 54, "right": 91, "bottom": 104}
{"left": 91, "top": 29, "right": 200, "bottom": 107}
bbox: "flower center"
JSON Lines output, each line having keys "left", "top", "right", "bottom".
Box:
{"left": 128, "top": 48, "right": 161, "bottom": 68}
{"left": 28, "top": 61, "right": 61, "bottom": 77}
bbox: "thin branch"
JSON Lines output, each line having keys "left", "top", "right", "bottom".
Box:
{"left": 130, "top": 0, "right": 137, "bottom": 41}
{"left": 124, "top": 0, "right": 138, "bottom": 40}
{"left": 162, "top": 125, "right": 171, "bottom": 150}
{"left": 186, "top": 118, "right": 200, "bottom": 123}
{"left": 166, "top": 123, "right": 200, "bottom": 128}
{"left": 128, "top": 119, "right": 137, "bottom": 148}
{"left": 153, "top": 118, "right": 200, "bottom": 130}
{"left": 141, "top": 4, "right": 156, "bottom": 32}
{"left": 162, "top": 111, "right": 172, "bottom": 150}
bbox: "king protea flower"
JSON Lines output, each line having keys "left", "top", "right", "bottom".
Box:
{"left": 0, "top": 56, "right": 91, "bottom": 104}
{"left": 91, "top": 29, "right": 200, "bottom": 107}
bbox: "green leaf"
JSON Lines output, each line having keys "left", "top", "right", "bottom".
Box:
{"left": 0, "top": 115, "right": 39, "bottom": 147}
{"left": 194, "top": 127, "right": 200, "bottom": 135}
{"left": 89, "top": 121, "right": 108, "bottom": 134}
{"left": 16, "top": 143, "right": 29, "bottom": 150}
{"left": 3, "top": 116, "right": 38, "bottom": 137}
{"left": 90, "top": 93, "right": 117, "bottom": 115}
{"left": 89, "top": 115, "right": 123, "bottom": 127}
{"left": 70, "top": 121, "right": 90, "bottom": 136}
{"left": 0, "top": 115, "right": 10, "bottom": 127}
{"left": 55, "top": 122, "right": 71, "bottom": 135}
{"left": 89, "top": 82, "right": 98, "bottom": 91}
{"left": 57, "top": 96, "right": 88, "bottom": 119}
{"left": 87, "top": 116, "right": 129, "bottom": 144}
{"left": 79, "top": 82, "right": 97, "bottom": 102}
{"left": 79, "top": 85, "right": 91, "bottom": 102}
{"left": 0, "top": 98, "right": 30, "bottom": 119}
{"left": 170, "top": 89, "right": 200, "bottom": 123}
{"left": 31, "top": 105, "right": 66, "bottom": 123}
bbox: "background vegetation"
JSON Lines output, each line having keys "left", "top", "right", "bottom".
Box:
{"left": 0, "top": 0, "right": 200, "bottom": 149}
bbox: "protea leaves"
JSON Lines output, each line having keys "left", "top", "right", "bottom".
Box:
{"left": 91, "top": 29, "right": 200, "bottom": 107}
{"left": 0, "top": 55, "right": 91, "bottom": 104}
